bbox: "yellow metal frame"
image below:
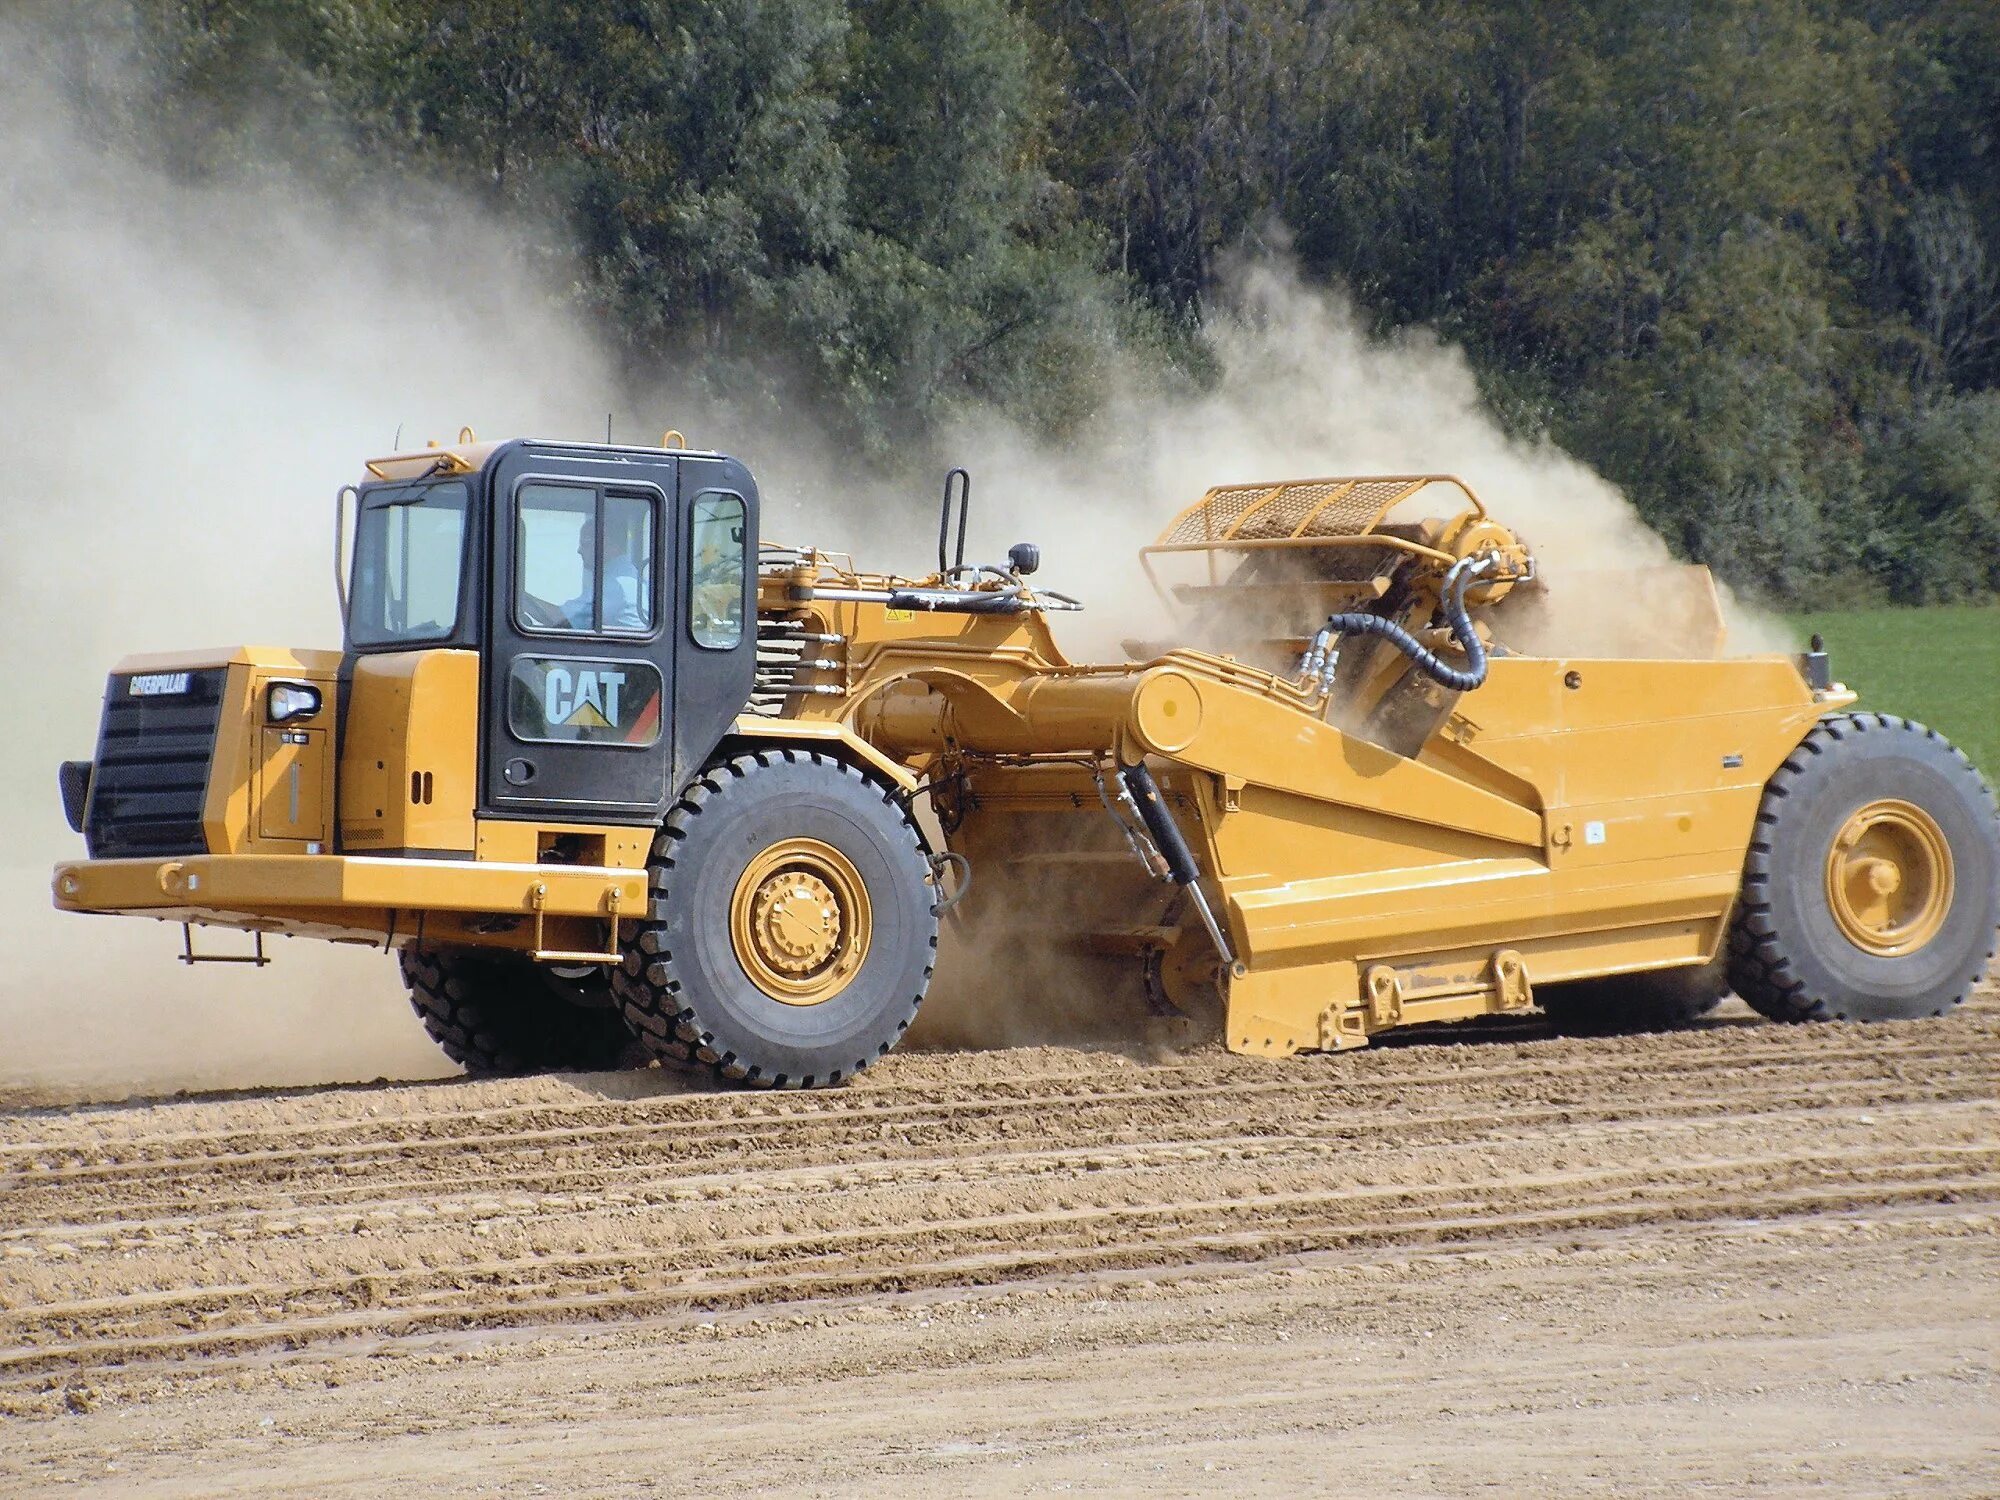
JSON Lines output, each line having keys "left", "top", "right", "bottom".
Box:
{"left": 760, "top": 504, "right": 1851, "bottom": 1057}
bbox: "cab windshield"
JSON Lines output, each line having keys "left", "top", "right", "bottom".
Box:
{"left": 347, "top": 479, "right": 470, "bottom": 647}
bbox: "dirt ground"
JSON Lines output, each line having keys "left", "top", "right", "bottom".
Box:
{"left": 1, "top": 987, "right": 1995, "bottom": 1498}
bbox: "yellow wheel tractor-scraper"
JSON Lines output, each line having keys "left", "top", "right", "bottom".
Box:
{"left": 53, "top": 435, "right": 2000, "bottom": 1084}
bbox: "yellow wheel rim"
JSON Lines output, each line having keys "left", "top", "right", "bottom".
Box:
{"left": 1824, "top": 798, "right": 1954, "bottom": 958}
{"left": 730, "top": 838, "right": 871, "bottom": 1006}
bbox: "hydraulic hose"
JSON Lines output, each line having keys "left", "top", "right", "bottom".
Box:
{"left": 1321, "top": 554, "right": 1493, "bottom": 694}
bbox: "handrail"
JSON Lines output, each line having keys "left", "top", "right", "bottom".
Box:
{"left": 938, "top": 467, "right": 971, "bottom": 575}
{"left": 333, "top": 485, "right": 357, "bottom": 616}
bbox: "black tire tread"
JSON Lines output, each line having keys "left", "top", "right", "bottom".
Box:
{"left": 400, "top": 946, "right": 633, "bottom": 1075}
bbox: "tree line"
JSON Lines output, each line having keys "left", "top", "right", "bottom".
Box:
{"left": 37, "top": 0, "right": 2000, "bottom": 603}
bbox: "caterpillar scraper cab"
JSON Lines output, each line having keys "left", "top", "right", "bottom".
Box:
{"left": 54, "top": 437, "right": 2000, "bottom": 1086}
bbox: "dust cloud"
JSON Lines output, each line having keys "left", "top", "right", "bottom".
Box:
{"left": 886, "top": 254, "right": 1790, "bottom": 661}
{"left": 0, "top": 20, "right": 646, "bottom": 1101}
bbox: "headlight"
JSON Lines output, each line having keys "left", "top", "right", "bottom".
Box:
{"left": 266, "top": 682, "right": 323, "bottom": 723}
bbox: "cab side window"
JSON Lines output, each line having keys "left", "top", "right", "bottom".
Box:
{"left": 517, "top": 482, "right": 656, "bottom": 635}
{"left": 689, "top": 491, "right": 746, "bottom": 650}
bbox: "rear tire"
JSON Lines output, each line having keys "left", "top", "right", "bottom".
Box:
{"left": 401, "top": 946, "right": 637, "bottom": 1075}
{"left": 613, "top": 749, "right": 938, "bottom": 1088}
{"left": 1726, "top": 714, "right": 2000, "bottom": 1023}
{"left": 1538, "top": 957, "right": 1727, "bottom": 1035}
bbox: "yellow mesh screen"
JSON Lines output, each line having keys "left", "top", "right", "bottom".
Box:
{"left": 1156, "top": 477, "right": 1431, "bottom": 546}
{"left": 1156, "top": 484, "right": 1275, "bottom": 545}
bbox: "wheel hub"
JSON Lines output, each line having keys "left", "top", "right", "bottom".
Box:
{"left": 730, "top": 839, "right": 871, "bottom": 1005}
{"left": 750, "top": 871, "right": 842, "bottom": 973}
{"left": 1825, "top": 799, "right": 1953, "bottom": 958}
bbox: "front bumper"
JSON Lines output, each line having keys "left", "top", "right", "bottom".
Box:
{"left": 52, "top": 854, "right": 646, "bottom": 947}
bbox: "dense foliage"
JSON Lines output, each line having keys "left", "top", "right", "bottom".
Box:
{"left": 32, "top": 0, "right": 2000, "bottom": 603}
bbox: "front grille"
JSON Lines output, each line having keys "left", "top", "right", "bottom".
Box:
{"left": 84, "top": 669, "right": 226, "bottom": 859}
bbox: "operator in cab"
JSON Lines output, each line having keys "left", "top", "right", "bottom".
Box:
{"left": 564, "top": 512, "right": 649, "bottom": 632}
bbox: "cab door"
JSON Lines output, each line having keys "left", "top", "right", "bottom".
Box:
{"left": 482, "top": 447, "right": 677, "bottom": 820}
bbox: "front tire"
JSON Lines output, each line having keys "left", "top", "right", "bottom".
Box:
{"left": 400, "top": 946, "right": 637, "bottom": 1075}
{"left": 613, "top": 750, "right": 938, "bottom": 1088}
{"left": 1727, "top": 714, "right": 2000, "bottom": 1023}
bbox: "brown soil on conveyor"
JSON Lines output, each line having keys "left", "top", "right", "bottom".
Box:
{"left": 2, "top": 988, "right": 1995, "bottom": 1496}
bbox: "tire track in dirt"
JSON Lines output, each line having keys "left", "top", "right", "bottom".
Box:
{"left": 3, "top": 1032, "right": 1983, "bottom": 1219}
{"left": 2, "top": 995, "right": 1994, "bottom": 1394}
{"left": 3, "top": 1020, "right": 1975, "bottom": 1170}
{"left": 5, "top": 1136, "right": 1992, "bottom": 1381}
{"left": 0, "top": 1070, "right": 1978, "bottom": 1243}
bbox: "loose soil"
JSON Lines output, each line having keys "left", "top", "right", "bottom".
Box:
{"left": 2, "top": 990, "right": 1995, "bottom": 1496}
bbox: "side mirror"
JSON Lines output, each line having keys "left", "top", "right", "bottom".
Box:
{"left": 1008, "top": 541, "right": 1041, "bottom": 576}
